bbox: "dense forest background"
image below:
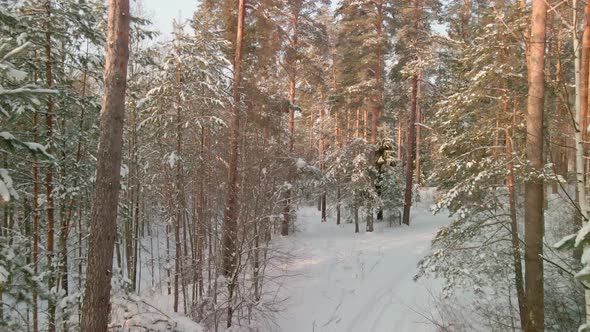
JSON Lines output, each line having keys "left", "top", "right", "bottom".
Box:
{"left": 1, "top": 0, "right": 590, "bottom": 331}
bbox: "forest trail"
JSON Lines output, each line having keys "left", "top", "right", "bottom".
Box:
{"left": 273, "top": 193, "right": 452, "bottom": 332}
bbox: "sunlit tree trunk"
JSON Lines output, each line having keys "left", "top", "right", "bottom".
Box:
{"left": 222, "top": 0, "right": 246, "bottom": 327}
{"left": 573, "top": 0, "right": 590, "bottom": 325}
{"left": 402, "top": 74, "right": 418, "bottom": 226}
{"left": 524, "top": 0, "right": 547, "bottom": 330}
{"left": 80, "top": 0, "right": 130, "bottom": 330}
{"left": 283, "top": 0, "right": 300, "bottom": 236}
{"left": 371, "top": 0, "right": 383, "bottom": 145}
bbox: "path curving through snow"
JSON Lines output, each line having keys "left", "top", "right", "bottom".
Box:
{"left": 273, "top": 195, "right": 452, "bottom": 332}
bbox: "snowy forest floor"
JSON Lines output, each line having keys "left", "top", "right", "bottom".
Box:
{"left": 112, "top": 190, "right": 452, "bottom": 331}
{"left": 271, "top": 191, "right": 452, "bottom": 332}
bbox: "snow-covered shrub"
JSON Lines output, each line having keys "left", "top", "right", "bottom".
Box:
{"left": 417, "top": 188, "right": 584, "bottom": 331}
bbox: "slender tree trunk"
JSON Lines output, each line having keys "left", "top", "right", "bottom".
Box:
{"left": 354, "top": 202, "right": 359, "bottom": 233}
{"left": 366, "top": 202, "right": 374, "bottom": 232}
{"left": 197, "top": 128, "right": 206, "bottom": 303}
{"left": 334, "top": 65, "right": 341, "bottom": 226}
{"left": 223, "top": 0, "right": 246, "bottom": 327}
{"left": 32, "top": 112, "right": 39, "bottom": 332}
{"left": 461, "top": 0, "right": 470, "bottom": 40}
{"left": 346, "top": 109, "right": 351, "bottom": 143}
{"left": 371, "top": 0, "right": 383, "bottom": 145}
{"left": 524, "top": 1, "right": 547, "bottom": 330}
{"left": 80, "top": 1, "right": 130, "bottom": 330}
{"left": 283, "top": 1, "right": 300, "bottom": 236}
{"left": 496, "top": 0, "right": 527, "bottom": 322}
{"left": 43, "top": 2, "right": 57, "bottom": 331}
{"left": 507, "top": 95, "right": 527, "bottom": 329}
{"left": 309, "top": 111, "right": 315, "bottom": 160}
{"left": 173, "top": 67, "right": 183, "bottom": 313}
{"left": 363, "top": 109, "right": 368, "bottom": 141}
{"left": 415, "top": 73, "right": 422, "bottom": 185}
{"left": 582, "top": 2, "right": 590, "bottom": 146}
{"left": 355, "top": 109, "right": 360, "bottom": 139}
{"left": 402, "top": 75, "right": 418, "bottom": 226}
{"left": 222, "top": 0, "right": 245, "bottom": 277}
{"left": 397, "top": 112, "right": 402, "bottom": 160}
{"left": 59, "top": 206, "right": 69, "bottom": 332}
{"left": 319, "top": 105, "right": 327, "bottom": 223}
{"left": 573, "top": 0, "right": 590, "bottom": 325}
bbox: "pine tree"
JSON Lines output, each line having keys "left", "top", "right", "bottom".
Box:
{"left": 523, "top": 1, "right": 547, "bottom": 329}
{"left": 80, "top": 0, "right": 130, "bottom": 330}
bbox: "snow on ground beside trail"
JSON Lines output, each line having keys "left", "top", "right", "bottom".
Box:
{"left": 273, "top": 192, "right": 453, "bottom": 332}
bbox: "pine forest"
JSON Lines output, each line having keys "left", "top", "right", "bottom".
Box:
{"left": 2, "top": 0, "right": 590, "bottom": 331}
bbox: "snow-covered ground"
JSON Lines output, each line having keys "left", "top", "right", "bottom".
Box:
{"left": 111, "top": 191, "right": 452, "bottom": 331}
{"left": 273, "top": 195, "right": 452, "bottom": 332}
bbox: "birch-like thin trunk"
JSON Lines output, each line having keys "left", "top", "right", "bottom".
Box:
{"left": 573, "top": 0, "right": 590, "bottom": 325}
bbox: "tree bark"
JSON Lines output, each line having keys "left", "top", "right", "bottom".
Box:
{"left": 173, "top": 66, "right": 183, "bottom": 313}
{"left": 309, "top": 110, "right": 315, "bottom": 160}
{"left": 354, "top": 203, "right": 359, "bottom": 233}
{"left": 524, "top": 0, "right": 547, "bottom": 330}
{"left": 397, "top": 112, "right": 402, "bottom": 160}
{"left": 80, "top": 1, "right": 130, "bottom": 330}
{"left": 415, "top": 73, "right": 422, "bottom": 185}
{"left": 573, "top": 0, "right": 590, "bottom": 325}
{"left": 363, "top": 109, "right": 368, "bottom": 141}
{"left": 355, "top": 109, "right": 360, "bottom": 139}
{"left": 196, "top": 127, "right": 206, "bottom": 303}
{"left": 43, "top": 2, "right": 56, "bottom": 331}
{"left": 402, "top": 75, "right": 418, "bottom": 226}
{"left": 222, "top": 0, "right": 245, "bottom": 278}
{"left": 366, "top": 202, "right": 374, "bottom": 232}
{"left": 283, "top": 1, "right": 300, "bottom": 236}
{"left": 371, "top": 0, "right": 383, "bottom": 145}
{"left": 32, "top": 112, "right": 39, "bottom": 332}
{"left": 582, "top": 2, "right": 590, "bottom": 145}
{"left": 508, "top": 95, "right": 527, "bottom": 330}
{"left": 319, "top": 105, "right": 327, "bottom": 223}
{"left": 222, "top": 0, "right": 246, "bottom": 327}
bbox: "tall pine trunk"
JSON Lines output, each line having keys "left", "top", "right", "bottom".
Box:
{"left": 222, "top": 0, "right": 246, "bottom": 327}
{"left": 283, "top": 1, "right": 300, "bottom": 236}
{"left": 524, "top": 0, "right": 547, "bottom": 330}
{"left": 80, "top": 1, "right": 130, "bottom": 330}
{"left": 402, "top": 75, "right": 418, "bottom": 226}
{"left": 370, "top": 0, "right": 383, "bottom": 145}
